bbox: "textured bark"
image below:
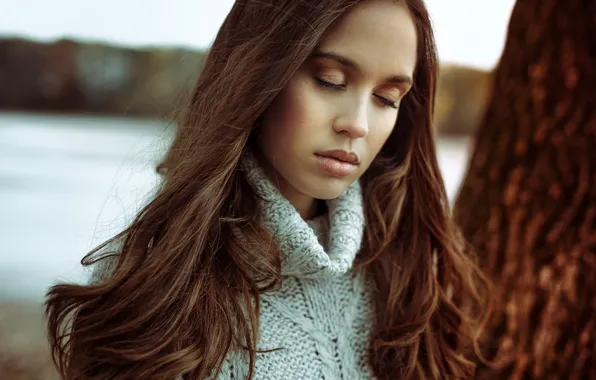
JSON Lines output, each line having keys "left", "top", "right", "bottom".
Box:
{"left": 453, "top": 0, "right": 596, "bottom": 379}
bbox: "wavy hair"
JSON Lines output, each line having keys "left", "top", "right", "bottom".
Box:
{"left": 45, "top": 0, "right": 490, "bottom": 378}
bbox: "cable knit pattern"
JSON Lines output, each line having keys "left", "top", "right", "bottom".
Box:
{"left": 214, "top": 154, "right": 377, "bottom": 379}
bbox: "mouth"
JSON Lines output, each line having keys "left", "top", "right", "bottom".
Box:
{"left": 314, "top": 150, "right": 360, "bottom": 165}
{"left": 314, "top": 150, "right": 360, "bottom": 177}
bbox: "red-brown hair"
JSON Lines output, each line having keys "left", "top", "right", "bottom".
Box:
{"left": 45, "top": 1, "right": 489, "bottom": 378}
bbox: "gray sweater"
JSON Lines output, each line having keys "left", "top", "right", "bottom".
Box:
{"left": 91, "top": 154, "right": 377, "bottom": 379}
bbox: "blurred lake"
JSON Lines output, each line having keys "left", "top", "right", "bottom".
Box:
{"left": 0, "top": 111, "right": 471, "bottom": 301}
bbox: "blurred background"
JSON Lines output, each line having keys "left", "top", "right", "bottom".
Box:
{"left": 0, "top": 0, "right": 516, "bottom": 378}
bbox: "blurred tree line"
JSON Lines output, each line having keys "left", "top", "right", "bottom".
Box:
{"left": 0, "top": 38, "right": 204, "bottom": 118}
{"left": 0, "top": 37, "right": 490, "bottom": 136}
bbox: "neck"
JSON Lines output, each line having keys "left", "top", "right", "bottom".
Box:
{"left": 297, "top": 197, "right": 325, "bottom": 220}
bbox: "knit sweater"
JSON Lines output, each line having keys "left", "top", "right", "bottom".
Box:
{"left": 215, "top": 155, "right": 377, "bottom": 380}
{"left": 90, "top": 155, "right": 378, "bottom": 380}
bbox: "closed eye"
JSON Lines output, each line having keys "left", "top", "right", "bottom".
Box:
{"left": 315, "top": 78, "right": 345, "bottom": 90}
{"left": 316, "top": 77, "right": 398, "bottom": 109}
{"left": 374, "top": 94, "right": 399, "bottom": 109}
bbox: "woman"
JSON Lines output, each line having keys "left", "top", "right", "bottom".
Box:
{"left": 46, "top": 0, "right": 489, "bottom": 379}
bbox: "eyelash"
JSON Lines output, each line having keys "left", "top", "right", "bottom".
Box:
{"left": 315, "top": 78, "right": 399, "bottom": 109}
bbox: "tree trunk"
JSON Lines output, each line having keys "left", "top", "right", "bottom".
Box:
{"left": 453, "top": 0, "right": 596, "bottom": 379}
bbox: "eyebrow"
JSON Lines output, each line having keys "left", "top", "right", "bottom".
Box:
{"left": 311, "top": 50, "right": 413, "bottom": 87}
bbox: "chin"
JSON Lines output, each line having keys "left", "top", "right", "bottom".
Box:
{"left": 305, "top": 178, "right": 354, "bottom": 200}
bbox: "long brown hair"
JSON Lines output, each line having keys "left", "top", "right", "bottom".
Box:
{"left": 45, "top": 0, "right": 490, "bottom": 379}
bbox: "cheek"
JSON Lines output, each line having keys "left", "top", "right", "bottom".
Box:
{"left": 368, "top": 112, "right": 397, "bottom": 154}
{"left": 258, "top": 79, "right": 318, "bottom": 154}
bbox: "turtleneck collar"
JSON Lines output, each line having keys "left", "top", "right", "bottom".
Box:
{"left": 241, "top": 153, "right": 365, "bottom": 279}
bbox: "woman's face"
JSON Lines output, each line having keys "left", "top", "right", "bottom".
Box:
{"left": 255, "top": 0, "right": 417, "bottom": 212}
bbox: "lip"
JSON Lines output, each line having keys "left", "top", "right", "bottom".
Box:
{"left": 314, "top": 150, "right": 360, "bottom": 177}
{"left": 315, "top": 150, "right": 360, "bottom": 165}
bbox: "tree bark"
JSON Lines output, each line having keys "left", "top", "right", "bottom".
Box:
{"left": 453, "top": 0, "right": 596, "bottom": 379}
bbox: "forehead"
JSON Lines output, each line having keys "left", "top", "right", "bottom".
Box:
{"left": 316, "top": 0, "right": 418, "bottom": 77}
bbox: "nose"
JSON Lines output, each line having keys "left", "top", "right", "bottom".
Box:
{"left": 332, "top": 96, "right": 369, "bottom": 138}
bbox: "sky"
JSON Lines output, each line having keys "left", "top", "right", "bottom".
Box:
{"left": 0, "top": 0, "right": 516, "bottom": 70}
